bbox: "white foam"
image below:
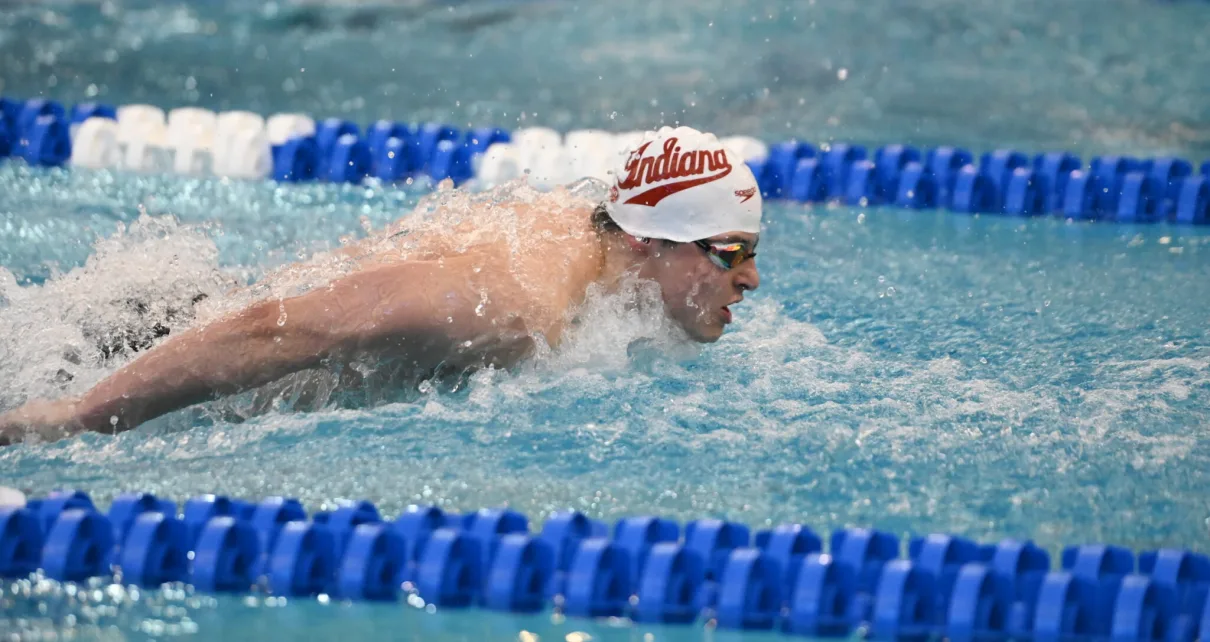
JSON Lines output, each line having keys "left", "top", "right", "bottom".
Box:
{"left": 0, "top": 215, "right": 239, "bottom": 407}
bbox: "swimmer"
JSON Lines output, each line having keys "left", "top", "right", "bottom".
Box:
{"left": 0, "top": 126, "right": 762, "bottom": 445}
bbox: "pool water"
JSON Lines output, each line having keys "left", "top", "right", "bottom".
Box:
{"left": 2, "top": 0, "right": 1210, "bottom": 640}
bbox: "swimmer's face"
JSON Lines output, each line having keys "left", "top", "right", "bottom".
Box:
{"left": 643, "top": 231, "right": 761, "bottom": 342}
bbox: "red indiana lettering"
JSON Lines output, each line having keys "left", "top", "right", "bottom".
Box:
{"left": 616, "top": 137, "right": 734, "bottom": 207}
{"left": 617, "top": 137, "right": 733, "bottom": 191}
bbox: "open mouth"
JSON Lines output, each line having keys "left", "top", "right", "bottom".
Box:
{"left": 720, "top": 306, "right": 732, "bottom": 323}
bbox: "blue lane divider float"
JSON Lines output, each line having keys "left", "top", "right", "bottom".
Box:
{"left": 0, "top": 95, "right": 511, "bottom": 189}
{"left": 2, "top": 489, "right": 1209, "bottom": 640}
{"left": 3, "top": 93, "right": 1210, "bottom": 225}
{"left": 0, "top": 96, "right": 73, "bottom": 168}
{"left": 749, "top": 139, "right": 1210, "bottom": 225}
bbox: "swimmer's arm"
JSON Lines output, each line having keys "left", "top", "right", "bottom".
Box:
{"left": 69, "top": 289, "right": 345, "bottom": 434}
{"left": 44, "top": 259, "right": 515, "bottom": 438}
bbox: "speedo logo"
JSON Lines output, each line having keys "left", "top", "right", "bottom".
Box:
{"left": 617, "top": 137, "right": 733, "bottom": 207}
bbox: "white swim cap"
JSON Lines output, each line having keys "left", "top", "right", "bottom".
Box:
{"left": 605, "top": 126, "right": 762, "bottom": 243}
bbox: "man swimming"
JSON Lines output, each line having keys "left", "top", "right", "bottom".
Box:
{"left": 0, "top": 126, "right": 762, "bottom": 445}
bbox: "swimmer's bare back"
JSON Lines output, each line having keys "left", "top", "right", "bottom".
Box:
{"left": 0, "top": 202, "right": 604, "bottom": 445}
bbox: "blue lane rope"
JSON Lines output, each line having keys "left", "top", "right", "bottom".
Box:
{"left": 2, "top": 489, "right": 1209, "bottom": 639}
{"left": 2, "top": 94, "right": 1210, "bottom": 227}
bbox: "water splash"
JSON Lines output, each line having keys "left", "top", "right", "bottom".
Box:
{"left": 0, "top": 215, "right": 238, "bottom": 407}
{"left": 530, "top": 275, "right": 699, "bottom": 373}
{"left": 0, "top": 178, "right": 617, "bottom": 421}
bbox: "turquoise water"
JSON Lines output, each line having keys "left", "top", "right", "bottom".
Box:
{"left": 2, "top": 0, "right": 1210, "bottom": 640}
{"left": 4, "top": 0, "right": 1210, "bottom": 159}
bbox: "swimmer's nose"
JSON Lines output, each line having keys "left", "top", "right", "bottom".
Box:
{"left": 735, "top": 259, "right": 760, "bottom": 293}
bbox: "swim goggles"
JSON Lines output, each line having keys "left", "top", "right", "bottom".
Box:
{"left": 693, "top": 240, "right": 757, "bottom": 270}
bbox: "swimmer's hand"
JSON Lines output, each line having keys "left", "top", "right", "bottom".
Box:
{"left": 0, "top": 397, "right": 91, "bottom": 446}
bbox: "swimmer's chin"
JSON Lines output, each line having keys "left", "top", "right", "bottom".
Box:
{"left": 685, "top": 324, "right": 726, "bottom": 344}
{"left": 692, "top": 314, "right": 736, "bottom": 343}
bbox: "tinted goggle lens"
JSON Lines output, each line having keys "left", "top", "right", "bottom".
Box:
{"left": 700, "top": 242, "right": 755, "bottom": 269}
